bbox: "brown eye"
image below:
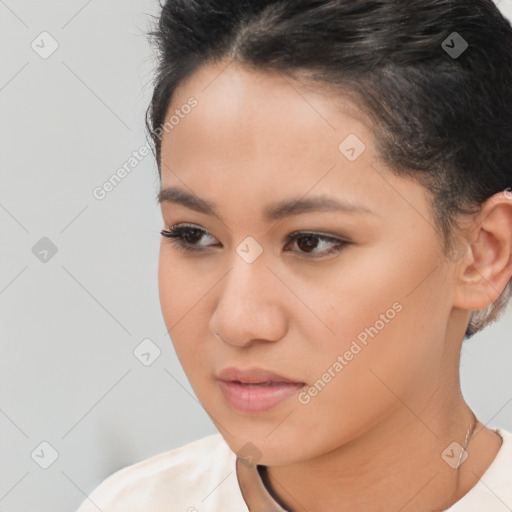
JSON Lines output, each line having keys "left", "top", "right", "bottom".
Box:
{"left": 295, "top": 234, "right": 321, "bottom": 253}
{"left": 180, "top": 227, "right": 204, "bottom": 244}
{"left": 285, "top": 232, "right": 350, "bottom": 258}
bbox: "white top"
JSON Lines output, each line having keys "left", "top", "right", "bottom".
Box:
{"left": 76, "top": 428, "right": 512, "bottom": 512}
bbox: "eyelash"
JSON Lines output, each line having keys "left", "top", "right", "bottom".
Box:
{"left": 160, "top": 223, "right": 350, "bottom": 259}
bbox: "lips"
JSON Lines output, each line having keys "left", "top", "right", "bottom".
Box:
{"left": 216, "top": 366, "right": 303, "bottom": 385}
{"left": 216, "top": 366, "right": 305, "bottom": 414}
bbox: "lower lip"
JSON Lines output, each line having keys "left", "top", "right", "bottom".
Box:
{"left": 218, "top": 380, "right": 305, "bottom": 413}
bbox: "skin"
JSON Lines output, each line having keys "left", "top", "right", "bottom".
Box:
{"left": 157, "top": 59, "right": 512, "bottom": 512}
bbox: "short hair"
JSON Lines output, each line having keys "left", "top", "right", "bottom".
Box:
{"left": 146, "top": 0, "right": 512, "bottom": 339}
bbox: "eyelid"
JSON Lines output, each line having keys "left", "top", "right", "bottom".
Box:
{"left": 162, "top": 223, "right": 349, "bottom": 243}
{"left": 287, "top": 229, "right": 350, "bottom": 242}
{"left": 160, "top": 222, "right": 351, "bottom": 259}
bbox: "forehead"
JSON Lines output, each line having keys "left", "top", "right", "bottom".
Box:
{"left": 158, "top": 61, "right": 431, "bottom": 226}
{"left": 168, "top": 61, "right": 371, "bottom": 137}
{"left": 161, "top": 61, "right": 372, "bottom": 174}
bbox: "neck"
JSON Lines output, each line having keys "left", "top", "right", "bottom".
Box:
{"left": 260, "top": 393, "right": 487, "bottom": 512}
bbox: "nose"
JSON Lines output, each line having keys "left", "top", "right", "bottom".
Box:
{"left": 209, "top": 254, "right": 288, "bottom": 348}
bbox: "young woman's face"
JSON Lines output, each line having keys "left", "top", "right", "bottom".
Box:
{"left": 158, "top": 61, "right": 463, "bottom": 465}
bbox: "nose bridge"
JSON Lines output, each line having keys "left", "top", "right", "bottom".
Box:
{"left": 222, "top": 249, "right": 276, "bottom": 319}
{"left": 210, "top": 249, "right": 287, "bottom": 346}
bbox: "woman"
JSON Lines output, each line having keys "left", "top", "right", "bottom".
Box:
{"left": 77, "top": 0, "right": 512, "bottom": 510}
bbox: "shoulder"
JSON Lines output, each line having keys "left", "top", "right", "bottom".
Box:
{"left": 487, "top": 428, "right": 512, "bottom": 492}
{"left": 446, "top": 427, "right": 512, "bottom": 511}
{"left": 75, "top": 433, "right": 247, "bottom": 512}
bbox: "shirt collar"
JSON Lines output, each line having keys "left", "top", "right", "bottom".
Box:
{"left": 236, "top": 456, "right": 288, "bottom": 511}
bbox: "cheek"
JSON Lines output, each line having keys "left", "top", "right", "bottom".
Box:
{"left": 295, "top": 246, "right": 449, "bottom": 415}
{"left": 319, "top": 237, "right": 449, "bottom": 354}
{"left": 158, "top": 245, "right": 209, "bottom": 327}
{"left": 158, "top": 246, "right": 226, "bottom": 392}
{"left": 158, "top": 248, "right": 180, "bottom": 325}
{"left": 158, "top": 248, "right": 204, "bottom": 361}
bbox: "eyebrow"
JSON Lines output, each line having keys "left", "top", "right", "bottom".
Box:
{"left": 157, "top": 186, "right": 376, "bottom": 221}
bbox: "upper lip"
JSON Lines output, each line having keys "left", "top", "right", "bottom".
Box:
{"left": 216, "top": 366, "right": 304, "bottom": 384}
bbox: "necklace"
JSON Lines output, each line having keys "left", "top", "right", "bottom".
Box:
{"left": 235, "top": 414, "right": 478, "bottom": 512}
{"left": 457, "top": 414, "right": 477, "bottom": 468}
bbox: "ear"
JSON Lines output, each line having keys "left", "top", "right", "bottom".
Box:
{"left": 453, "top": 190, "right": 512, "bottom": 310}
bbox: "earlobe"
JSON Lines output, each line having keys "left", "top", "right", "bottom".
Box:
{"left": 453, "top": 192, "right": 512, "bottom": 311}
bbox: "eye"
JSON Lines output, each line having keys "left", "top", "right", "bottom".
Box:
{"left": 160, "top": 224, "right": 350, "bottom": 258}
{"left": 160, "top": 223, "right": 218, "bottom": 253}
{"left": 284, "top": 231, "right": 350, "bottom": 258}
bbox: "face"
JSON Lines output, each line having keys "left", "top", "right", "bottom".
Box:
{"left": 157, "top": 60, "right": 460, "bottom": 465}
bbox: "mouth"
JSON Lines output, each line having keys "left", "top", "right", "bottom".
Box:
{"left": 216, "top": 366, "right": 305, "bottom": 413}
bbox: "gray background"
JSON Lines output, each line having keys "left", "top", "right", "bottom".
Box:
{"left": 1, "top": 1, "right": 511, "bottom": 511}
